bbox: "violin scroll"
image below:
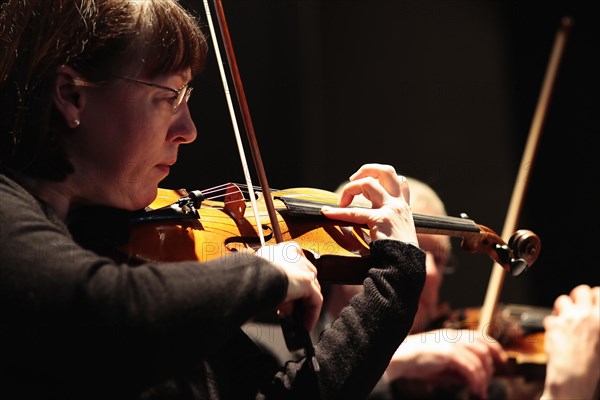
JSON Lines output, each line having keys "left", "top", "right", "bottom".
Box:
{"left": 460, "top": 226, "right": 541, "bottom": 277}
{"left": 493, "top": 229, "right": 541, "bottom": 276}
{"left": 509, "top": 229, "right": 541, "bottom": 270}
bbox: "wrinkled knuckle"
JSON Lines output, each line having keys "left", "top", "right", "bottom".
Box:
{"left": 382, "top": 164, "right": 396, "bottom": 175}
{"left": 362, "top": 176, "right": 377, "bottom": 187}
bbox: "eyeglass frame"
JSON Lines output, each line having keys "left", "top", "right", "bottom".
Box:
{"left": 72, "top": 75, "right": 193, "bottom": 113}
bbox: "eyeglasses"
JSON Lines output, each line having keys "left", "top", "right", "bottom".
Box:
{"left": 73, "top": 75, "right": 193, "bottom": 113}
{"left": 115, "top": 76, "right": 193, "bottom": 113}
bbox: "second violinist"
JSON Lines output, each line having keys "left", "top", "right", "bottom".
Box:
{"left": 0, "top": 1, "right": 426, "bottom": 399}
{"left": 319, "top": 177, "right": 599, "bottom": 400}
{"left": 304, "top": 177, "right": 508, "bottom": 400}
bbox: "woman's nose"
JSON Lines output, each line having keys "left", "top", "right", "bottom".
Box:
{"left": 170, "top": 102, "right": 197, "bottom": 144}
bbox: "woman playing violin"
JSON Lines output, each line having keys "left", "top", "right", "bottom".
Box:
{"left": 0, "top": 1, "right": 426, "bottom": 399}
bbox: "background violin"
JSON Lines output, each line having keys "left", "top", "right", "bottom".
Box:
{"left": 387, "top": 303, "right": 551, "bottom": 400}
{"left": 443, "top": 304, "right": 549, "bottom": 374}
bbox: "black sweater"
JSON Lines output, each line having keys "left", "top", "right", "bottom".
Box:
{"left": 0, "top": 173, "right": 425, "bottom": 399}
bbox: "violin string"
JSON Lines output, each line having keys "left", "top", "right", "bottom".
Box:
{"left": 190, "top": 183, "right": 370, "bottom": 217}
{"left": 197, "top": 183, "right": 233, "bottom": 198}
{"left": 175, "top": 184, "right": 481, "bottom": 235}
{"left": 198, "top": 183, "right": 346, "bottom": 208}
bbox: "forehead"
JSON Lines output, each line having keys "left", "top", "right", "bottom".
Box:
{"left": 124, "top": 66, "right": 192, "bottom": 82}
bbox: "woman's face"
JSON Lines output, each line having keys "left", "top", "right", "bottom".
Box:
{"left": 66, "top": 69, "right": 197, "bottom": 210}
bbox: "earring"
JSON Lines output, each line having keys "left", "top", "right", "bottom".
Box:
{"left": 72, "top": 119, "right": 80, "bottom": 128}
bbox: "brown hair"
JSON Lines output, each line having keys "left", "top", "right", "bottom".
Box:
{"left": 0, "top": 0, "right": 208, "bottom": 180}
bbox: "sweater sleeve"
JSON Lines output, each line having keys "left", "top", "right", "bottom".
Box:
{"left": 259, "top": 239, "right": 426, "bottom": 399}
{"left": 0, "top": 175, "right": 288, "bottom": 383}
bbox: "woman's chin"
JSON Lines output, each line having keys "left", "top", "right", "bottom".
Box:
{"left": 139, "top": 188, "right": 159, "bottom": 209}
{"left": 123, "top": 185, "right": 159, "bottom": 211}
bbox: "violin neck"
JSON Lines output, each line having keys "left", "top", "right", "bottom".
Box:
{"left": 413, "top": 214, "right": 480, "bottom": 236}
{"left": 276, "top": 195, "right": 480, "bottom": 236}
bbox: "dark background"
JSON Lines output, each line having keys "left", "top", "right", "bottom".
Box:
{"left": 167, "top": 0, "right": 599, "bottom": 310}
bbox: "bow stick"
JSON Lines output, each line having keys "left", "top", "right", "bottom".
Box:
{"left": 478, "top": 17, "right": 573, "bottom": 339}
{"left": 202, "top": 0, "right": 283, "bottom": 244}
{"left": 202, "top": 0, "right": 269, "bottom": 245}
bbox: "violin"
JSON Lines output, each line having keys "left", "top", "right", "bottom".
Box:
{"left": 387, "top": 303, "right": 551, "bottom": 399}
{"left": 117, "top": 184, "right": 541, "bottom": 285}
{"left": 443, "top": 303, "right": 550, "bottom": 374}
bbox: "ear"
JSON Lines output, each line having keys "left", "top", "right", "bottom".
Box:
{"left": 54, "top": 65, "right": 87, "bottom": 128}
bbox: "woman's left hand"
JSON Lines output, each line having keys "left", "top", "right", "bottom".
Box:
{"left": 321, "top": 163, "right": 418, "bottom": 246}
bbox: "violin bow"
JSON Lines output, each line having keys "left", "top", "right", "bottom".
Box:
{"left": 202, "top": 0, "right": 319, "bottom": 371}
{"left": 202, "top": 0, "right": 283, "bottom": 245}
{"left": 478, "top": 17, "right": 573, "bottom": 336}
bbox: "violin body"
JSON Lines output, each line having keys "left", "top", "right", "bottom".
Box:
{"left": 443, "top": 304, "right": 549, "bottom": 369}
{"left": 121, "top": 186, "right": 374, "bottom": 284}
{"left": 446, "top": 304, "right": 549, "bottom": 399}
{"left": 388, "top": 304, "right": 550, "bottom": 400}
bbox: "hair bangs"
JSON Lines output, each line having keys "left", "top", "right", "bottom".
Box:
{"left": 131, "top": 0, "right": 208, "bottom": 78}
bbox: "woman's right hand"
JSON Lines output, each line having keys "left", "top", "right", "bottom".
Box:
{"left": 255, "top": 242, "right": 323, "bottom": 331}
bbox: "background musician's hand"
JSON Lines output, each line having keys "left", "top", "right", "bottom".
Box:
{"left": 255, "top": 242, "right": 323, "bottom": 331}
{"left": 541, "top": 284, "right": 600, "bottom": 400}
{"left": 385, "top": 330, "right": 507, "bottom": 400}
